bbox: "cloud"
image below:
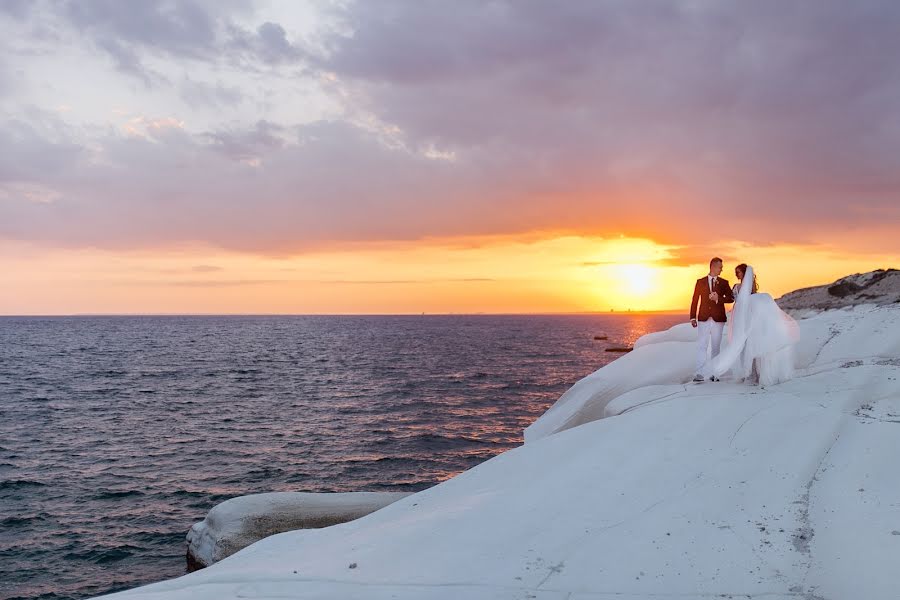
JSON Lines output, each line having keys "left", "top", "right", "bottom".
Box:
{"left": 310, "top": 0, "right": 900, "bottom": 242}
{"left": 21, "top": 0, "right": 310, "bottom": 82}
{"left": 205, "top": 120, "right": 286, "bottom": 163}
{"left": 0, "top": 114, "right": 85, "bottom": 182}
{"left": 0, "top": 0, "right": 30, "bottom": 20}
{"left": 179, "top": 76, "right": 244, "bottom": 108}
{"left": 192, "top": 264, "right": 223, "bottom": 272}
{"left": 117, "top": 276, "right": 496, "bottom": 288}
{"left": 226, "top": 21, "right": 304, "bottom": 65}
{"left": 311, "top": 278, "right": 497, "bottom": 284}
{"left": 0, "top": 117, "right": 474, "bottom": 251}
{"left": 0, "top": 60, "right": 9, "bottom": 98}
{"left": 1, "top": 1, "right": 900, "bottom": 255}
{"left": 165, "top": 279, "right": 280, "bottom": 287}
{"left": 60, "top": 0, "right": 225, "bottom": 59}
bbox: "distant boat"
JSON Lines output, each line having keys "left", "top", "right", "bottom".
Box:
{"left": 593, "top": 335, "right": 608, "bottom": 340}
{"left": 605, "top": 347, "right": 633, "bottom": 353}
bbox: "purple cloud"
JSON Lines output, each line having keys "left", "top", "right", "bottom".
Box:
{"left": 1, "top": 1, "right": 899, "bottom": 254}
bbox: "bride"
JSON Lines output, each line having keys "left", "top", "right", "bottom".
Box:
{"left": 704, "top": 264, "right": 799, "bottom": 386}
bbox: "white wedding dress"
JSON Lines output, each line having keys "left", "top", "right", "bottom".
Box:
{"left": 704, "top": 265, "right": 799, "bottom": 386}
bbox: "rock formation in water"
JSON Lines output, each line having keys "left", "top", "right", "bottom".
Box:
{"left": 186, "top": 491, "right": 411, "bottom": 570}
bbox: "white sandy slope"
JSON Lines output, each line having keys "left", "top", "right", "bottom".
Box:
{"left": 101, "top": 304, "right": 900, "bottom": 600}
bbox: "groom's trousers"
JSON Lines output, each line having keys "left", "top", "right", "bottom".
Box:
{"left": 696, "top": 318, "right": 724, "bottom": 376}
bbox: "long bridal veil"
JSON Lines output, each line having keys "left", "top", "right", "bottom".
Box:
{"left": 707, "top": 265, "right": 799, "bottom": 386}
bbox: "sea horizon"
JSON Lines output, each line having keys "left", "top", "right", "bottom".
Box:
{"left": 1, "top": 310, "right": 687, "bottom": 317}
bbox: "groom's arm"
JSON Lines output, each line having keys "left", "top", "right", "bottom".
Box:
{"left": 689, "top": 280, "right": 701, "bottom": 322}
{"left": 721, "top": 280, "right": 735, "bottom": 304}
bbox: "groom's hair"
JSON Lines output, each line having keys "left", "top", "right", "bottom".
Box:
{"left": 710, "top": 257, "right": 723, "bottom": 267}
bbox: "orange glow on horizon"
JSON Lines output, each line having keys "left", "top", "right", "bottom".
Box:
{"left": 1, "top": 234, "right": 897, "bottom": 315}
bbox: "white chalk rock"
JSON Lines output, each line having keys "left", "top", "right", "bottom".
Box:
{"left": 602, "top": 383, "right": 689, "bottom": 417}
{"left": 528, "top": 287, "right": 900, "bottom": 442}
{"left": 523, "top": 340, "right": 696, "bottom": 442}
{"left": 97, "top": 277, "right": 900, "bottom": 600}
{"left": 186, "top": 491, "right": 412, "bottom": 569}
{"left": 632, "top": 321, "right": 696, "bottom": 349}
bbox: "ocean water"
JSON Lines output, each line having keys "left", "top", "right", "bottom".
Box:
{"left": 0, "top": 314, "right": 683, "bottom": 600}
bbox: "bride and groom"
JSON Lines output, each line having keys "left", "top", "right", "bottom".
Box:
{"left": 690, "top": 257, "right": 798, "bottom": 386}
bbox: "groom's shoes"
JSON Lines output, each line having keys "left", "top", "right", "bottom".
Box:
{"left": 692, "top": 374, "right": 705, "bottom": 382}
{"left": 709, "top": 375, "right": 719, "bottom": 382}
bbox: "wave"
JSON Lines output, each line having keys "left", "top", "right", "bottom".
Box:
{"left": 64, "top": 545, "right": 141, "bottom": 564}
{"left": 131, "top": 530, "right": 185, "bottom": 545}
{"left": 93, "top": 489, "right": 145, "bottom": 500}
{"left": 2, "top": 513, "right": 50, "bottom": 527}
{"left": 0, "top": 479, "right": 47, "bottom": 490}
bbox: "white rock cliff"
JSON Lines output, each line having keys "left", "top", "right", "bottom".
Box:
{"left": 100, "top": 271, "right": 900, "bottom": 600}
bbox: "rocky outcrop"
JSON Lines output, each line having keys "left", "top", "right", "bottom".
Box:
{"left": 186, "top": 491, "right": 412, "bottom": 570}
{"left": 777, "top": 268, "right": 899, "bottom": 312}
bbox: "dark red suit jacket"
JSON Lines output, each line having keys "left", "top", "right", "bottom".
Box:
{"left": 690, "top": 276, "right": 734, "bottom": 323}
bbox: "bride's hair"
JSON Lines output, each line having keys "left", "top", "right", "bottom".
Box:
{"left": 735, "top": 263, "right": 759, "bottom": 293}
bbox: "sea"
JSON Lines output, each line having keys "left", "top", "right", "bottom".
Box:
{"left": 0, "top": 313, "right": 683, "bottom": 600}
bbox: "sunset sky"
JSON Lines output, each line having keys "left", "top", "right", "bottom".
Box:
{"left": 2, "top": 1, "right": 899, "bottom": 314}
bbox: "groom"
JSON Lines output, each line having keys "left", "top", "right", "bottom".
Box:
{"left": 690, "top": 257, "right": 734, "bottom": 382}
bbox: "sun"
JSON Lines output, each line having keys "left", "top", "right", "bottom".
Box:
{"left": 619, "top": 263, "right": 655, "bottom": 296}
{"left": 587, "top": 262, "right": 667, "bottom": 311}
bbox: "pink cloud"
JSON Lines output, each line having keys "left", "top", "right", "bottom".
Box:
{"left": 1, "top": 1, "right": 899, "bottom": 255}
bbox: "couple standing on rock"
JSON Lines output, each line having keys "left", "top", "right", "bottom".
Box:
{"left": 690, "top": 257, "right": 797, "bottom": 387}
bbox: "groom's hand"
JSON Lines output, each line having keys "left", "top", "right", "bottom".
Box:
{"left": 709, "top": 291, "right": 719, "bottom": 303}
{"left": 691, "top": 318, "right": 697, "bottom": 328}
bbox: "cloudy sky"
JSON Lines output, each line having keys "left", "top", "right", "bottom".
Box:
{"left": 2, "top": 0, "right": 899, "bottom": 314}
